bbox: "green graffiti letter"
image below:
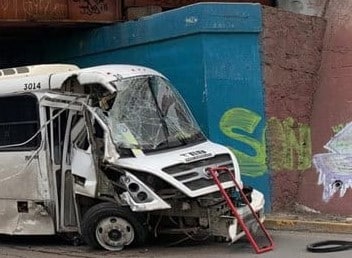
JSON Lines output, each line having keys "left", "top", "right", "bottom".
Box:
{"left": 220, "top": 108, "right": 267, "bottom": 177}
{"left": 267, "top": 117, "right": 311, "bottom": 171}
{"left": 331, "top": 123, "right": 346, "bottom": 134}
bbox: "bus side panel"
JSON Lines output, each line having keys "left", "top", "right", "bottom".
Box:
{"left": 0, "top": 200, "right": 54, "bottom": 235}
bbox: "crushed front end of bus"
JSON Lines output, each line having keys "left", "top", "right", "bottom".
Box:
{"left": 71, "top": 68, "right": 266, "bottom": 251}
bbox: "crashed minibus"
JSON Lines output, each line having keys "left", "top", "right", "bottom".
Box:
{"left": 0, "top": 64, "right": 265, "bottom": 251}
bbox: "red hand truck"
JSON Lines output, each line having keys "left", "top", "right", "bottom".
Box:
{"left": 209, "top": 167, "right": 274, "bottom": 254}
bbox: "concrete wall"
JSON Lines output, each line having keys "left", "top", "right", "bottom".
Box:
{"left": 298, "top": 0, "right": 352, "bottom": 216}
{"left": 277, "top": 0, "right": 328, "bottom": 17}
{"left": 262, "top": 7, "right": 325, "bottom": 211}
{"left": 273, "top": 0, "right": 352, "bottom": 216}
{"left": 267, "top": 0, "right": 352, "bottom": 216}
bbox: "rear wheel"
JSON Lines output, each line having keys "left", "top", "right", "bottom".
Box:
{"left": 81, "top": 202, "right": 147, "bottom": 251}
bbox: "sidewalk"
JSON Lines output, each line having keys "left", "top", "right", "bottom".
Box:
{"left": 265, "top": 213, "right": 352, "bottom": 234}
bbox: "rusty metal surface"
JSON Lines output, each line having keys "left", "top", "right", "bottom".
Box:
{"left": 123, "top": 0, "right": 275, "bottom": 8}
{"left": 69, "top": 0, "right": 121, "bottom": 22}
{"left": 0, "top": 0, "right": 121, "bottom": 24}
{"left": 0, "top": 0, "right": 68, "bottom": 20}
{"left": 0, "top": 0, "right": 273, "bottom": 25}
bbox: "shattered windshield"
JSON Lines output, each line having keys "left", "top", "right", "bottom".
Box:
{"left": 106, "top": 75, "right": 205, "bottom": 152}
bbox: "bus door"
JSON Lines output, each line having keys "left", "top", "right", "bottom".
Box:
{"left": 41, "top": 93, "right": 88, "bottom": 232}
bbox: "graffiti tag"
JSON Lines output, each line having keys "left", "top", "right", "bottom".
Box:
{"left": 220, "top": 107, "right": 312, "bottom": 177}
{"left": 314, "top": 122, "right": 352, "bottom": 202}
{"left": 331, "top": 123, "right": 347, "bottom": 134}
{"left": 267, "top": 117, "right": 311, "bottom": 171}
{"left": 73, "top": 0, "right": 108, "bottom": 16}
{"left": 0, "top": 0, "right": 10, "bottom": 11}
{"left": 22, "top": 0, "right": 66, "bottom": 19}
{"left": 220, "top": 108, "right": 267, "bottom": 177}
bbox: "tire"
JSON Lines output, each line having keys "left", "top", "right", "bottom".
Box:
{"left": 306, "top": 240, "right": 352, "bottom": 253}
{"left": 81, "top": 202, "right": 147, "bottom": 251}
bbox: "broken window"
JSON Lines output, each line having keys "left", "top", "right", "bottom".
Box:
{"left": 0, "top": 94, "right": 40, "bottom": 151}
{"left": 105, "top": 76, "right": 205, "bottom": 152}
{"left": 46, "top": 108, "right": 83, "bottom": 165}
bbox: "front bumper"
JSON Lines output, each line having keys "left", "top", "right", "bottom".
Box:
{"left": 210, "top": 189, "right": 265, "bottom": 242}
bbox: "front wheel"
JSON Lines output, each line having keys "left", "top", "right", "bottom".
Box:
{"left": 81, "top": 202, "right": 147, "bottom": 251}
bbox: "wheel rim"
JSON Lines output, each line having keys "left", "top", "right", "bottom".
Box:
{"left": 95, "top": 216, "right": 135, "bottom": 251}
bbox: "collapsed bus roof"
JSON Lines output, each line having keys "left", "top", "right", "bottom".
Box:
{"left": 0, "top": 64, "right": 165, "bottom": 95}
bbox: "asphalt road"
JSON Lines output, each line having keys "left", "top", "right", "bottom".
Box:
{"left": 0, "top": 230, "right": 352, "bottom": 258}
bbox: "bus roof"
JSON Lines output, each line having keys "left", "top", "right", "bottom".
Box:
{"left": 0, "top": 64, "right": 166, "bottom": 95}
{"left": 0, "top": 64, "right": 79, "bottom": 81}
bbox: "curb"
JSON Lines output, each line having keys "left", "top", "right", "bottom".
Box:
{"left": 264, "top": 216, "right": 352, "bottom": 234}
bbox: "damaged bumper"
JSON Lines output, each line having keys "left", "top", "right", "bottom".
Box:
{"left": 211, "top": 189, "right": 265, "bottom": 242}
{"left": 230, "top": 189, "right": 265, "bottom": 242}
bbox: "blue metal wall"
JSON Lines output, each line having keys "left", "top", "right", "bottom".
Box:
{"left": 40, "top": 3, "right": 270, "bottom": 209}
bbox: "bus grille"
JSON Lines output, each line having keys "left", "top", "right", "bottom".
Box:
{"left": 162, "top": 154, "right": 234, "bottom": 191}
